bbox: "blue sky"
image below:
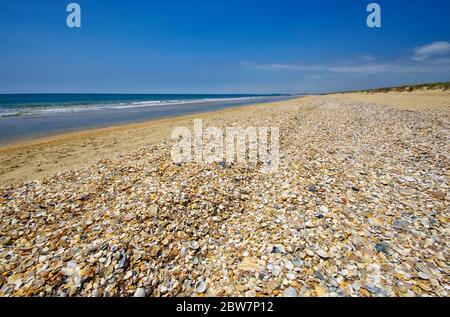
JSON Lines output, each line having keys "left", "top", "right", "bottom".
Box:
{"left": 0, "top": 0, "right": 449, "bottom": 93}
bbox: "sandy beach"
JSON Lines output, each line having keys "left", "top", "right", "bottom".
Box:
{"left": 2, "top": 0, "right": 450, "bottom": 302}
{"left": 0, "top": 97, "right": 299, "bottom": 187}
{"left": 0, "top": 91, "right": 449, "bottom": 297}
{"left": 335, "top": 90, "right": 450, "bottom": 110}
{"left": 1, "top": 92, "right": 448, "bottom": 187}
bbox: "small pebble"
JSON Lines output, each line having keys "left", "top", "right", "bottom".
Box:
{"left": 272, "top": 246, "right": 281, "bottom": 254}
{"left": 195, "top": 281, "right": 207, "bottom": 293}
{"left": 133, "top": 288, "right": 146, "bottom": 297}
{"left": 375, "top": 242, "right": 390, "bottom": 254}
{"left": 283, "top": 287, "right": 298, "bottom": 297}
{"left": 292, "top": 256, "right": 302, "bottom": 267}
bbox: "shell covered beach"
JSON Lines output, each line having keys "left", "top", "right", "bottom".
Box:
{"left": 0, "top": 93, "right": 449, "bottom": 297}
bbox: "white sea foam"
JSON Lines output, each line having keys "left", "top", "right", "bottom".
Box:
{"left": 0, "top": 97, "right": 259, "bottom": 118}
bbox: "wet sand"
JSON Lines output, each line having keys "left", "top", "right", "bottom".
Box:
{"left": 0, "top": 97, "right": 306, "bottom": 186}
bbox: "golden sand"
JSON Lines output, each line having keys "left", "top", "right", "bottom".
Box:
{"left": 0, "top": 98, "right": 309, "bottom": 186}
{"left": 333, "top": 90, "right": 450, "bottom": 110}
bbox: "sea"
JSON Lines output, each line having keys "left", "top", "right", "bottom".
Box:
{"left": 0, "top": 93, "right": 294, "bottom": 144}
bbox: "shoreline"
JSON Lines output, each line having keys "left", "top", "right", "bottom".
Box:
{"left": 0, "top": 95, "right": 294, "bottom": 146}
{"left": 1, "top": 90, "right": 448, "bottom": 187}
{"left": 0, "top": 96, "right": 301, "bottom": 150}
{"left": 0, "top": 96, "right": 307, "bottom": 186}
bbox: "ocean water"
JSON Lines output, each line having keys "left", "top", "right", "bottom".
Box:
{"left": 0, "top": 94, "right": 283, "bottom": 118}
{"left": 0, "top": 93, "right": 293, "bottom": 144}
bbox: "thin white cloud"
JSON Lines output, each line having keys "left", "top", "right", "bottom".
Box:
{"left": 328, "top": 64, "right": 391, "bottom": 74}
{"left": 244, "top": 62, "right": 434, "bottom": 74}
{"left": 413, "top": 41, "right": 450, "bottom": 61}
{"left": 243, "top": 41, "right": 450, "bottom": 75}
{"left": 250, "top": 63, "right": 324, "bottom": 71}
